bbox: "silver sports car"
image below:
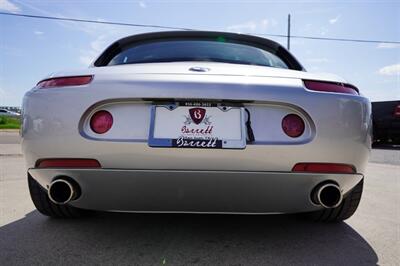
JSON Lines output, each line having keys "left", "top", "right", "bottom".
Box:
{"left": 22, "top": 31, "right": 371, "bottom": 222}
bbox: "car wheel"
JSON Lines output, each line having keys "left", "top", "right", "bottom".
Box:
{"left": 28, "top": 174, "right": 86, "bottom": 218}
{"left": 306, "top": 179, "right": 364, "bottom": 222}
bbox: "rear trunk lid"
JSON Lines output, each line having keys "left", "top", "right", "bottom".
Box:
{"left": 48, "top": 61, "right": 347, "bottom": 84}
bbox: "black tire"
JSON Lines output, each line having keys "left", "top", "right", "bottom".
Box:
{"left": 28, "top": 174, "right": 86, "bottom": 218}
{"left": 306, "top": 179, "right": 364, "bottom": 222}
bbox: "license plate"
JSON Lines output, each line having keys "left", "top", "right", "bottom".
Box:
{"left": 148, "top": 103, "right": 246, "bottom": 149}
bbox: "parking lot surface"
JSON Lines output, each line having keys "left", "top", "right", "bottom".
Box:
{"left": 0, "top": 132, "right": 399, "bottom": 265}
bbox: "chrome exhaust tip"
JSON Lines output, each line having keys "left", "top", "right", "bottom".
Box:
{"left": 312, "top": 183, "right": 343, "bottom": 209}
{"left": 48, "top": 179, "right": 77, "bottom": 205}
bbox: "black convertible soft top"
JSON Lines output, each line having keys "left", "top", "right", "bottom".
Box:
{"left": 93, "top": 31, "right": 305, "bottom": 71}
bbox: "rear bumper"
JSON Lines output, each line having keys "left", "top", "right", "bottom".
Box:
{"left": 21, "top": 74, "right": 372, "bottom": 174}
{"left": 29, "top": 168, "right": 363, "bottom": 214}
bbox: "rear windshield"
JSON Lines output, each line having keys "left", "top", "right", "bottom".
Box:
{"left": 108, "top": 40, "right": 289, "bottom": 69}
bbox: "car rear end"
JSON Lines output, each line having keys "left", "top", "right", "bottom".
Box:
{"left": 22, "top": 31, "right": 371, "bottom": 219}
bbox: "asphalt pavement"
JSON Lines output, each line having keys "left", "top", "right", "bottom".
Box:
{"left": 0, "top": 130, "right": 20, "bottom": 144}
{"left": 0, "top": 131, "right": 399, "bottom": 265}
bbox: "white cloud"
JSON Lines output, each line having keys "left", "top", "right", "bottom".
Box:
{"left": 139, "top": 1, "right": 146, "bottom": 8}
{"left": 90, "top": 35, "right": 108, "bottom": 52}
{"left": 227, "top": 21, "right": 257, "bottom": 32}
{"left": 307, "top": 66, "right": 321, "bottom": 72}
{"left": 14, "top": 0, "right": 149, "bottom": 67}
{"left": 79, "top": 27, "right": 152, "bottom": 66}
{"left": 34, "top": 30, "right": 44, "bottom": 35}
{"left": 319, "top": 26, "right": 328, "bottom": 36}
{"left": 329, "top": 15, "right": 341, "bottom": 25}
{"left": 226, "top": 19, "right": 276, "bottom": 33}
{"left": 377, "top": 43, "right": 400, "bottom": 49}
{"left": 306, "top": 58, "right": 330, "bottom": 63}
{"left": 378, "top": 64, "right": 400, "bottom": 76}
{"left": 15, "top": 0, "right": 110, "bottom": 36}
{"left": 79, "top": 55, "right": 94, "bottom": 66}
{"left": 14, "top": 0, "right": 122, "bottom": 66}
{"left": 0, "top": 0, "right": 20, "bottom": 12}
{"left": 79, "top": 35, "right": 109, "bottom": 66}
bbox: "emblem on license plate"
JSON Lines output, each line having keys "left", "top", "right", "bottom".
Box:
{"left": 178, "top": 107, "right": 218, "bottom": 148}
{"left": 189, "top": 108, "right": 206, "bottom": 124}
{"left": 149, "top": 104, "right": 246, "bottom": 149}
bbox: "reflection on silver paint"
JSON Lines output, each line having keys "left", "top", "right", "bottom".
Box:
{"left": 22, "top": 61, "right": 371, "bottom": 213}
{"left": 28, "top": 168, "right": 363, "bottom": 213}
{"left": 21, "top": 65, "right": 371, "bottom": 173}
{"left": 32, "top": 118, "right": 44, "bottom": 133}
{"left": 78, "top": 101, "right": 316, "bottom": 145}
{"left": 189, "top": 67, "right": 210, "bottom": 72}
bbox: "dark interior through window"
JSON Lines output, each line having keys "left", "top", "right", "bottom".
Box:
{"left": 108, "top": 40, "right": 289, "bottom": 69}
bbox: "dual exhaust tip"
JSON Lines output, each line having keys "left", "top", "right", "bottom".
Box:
{"left": 48, "top": 178, "right": 80, "bottom": 205}
{"left": 311, "top": 183, "right": 343, "bottom": 209}
{"left": 48, "top": 177, "right": 343, "bottom": 209}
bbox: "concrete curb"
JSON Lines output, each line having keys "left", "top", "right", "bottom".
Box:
{"left": 0, "top": 129, "right": 20, "bottom": 132}
{"left": 0, "top": 154, "right": 23, "bottom": 157}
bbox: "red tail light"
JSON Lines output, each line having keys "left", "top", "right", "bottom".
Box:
{"left": 304, "top": 80, "right": 358, "bottom": 95}
{"left": 37, "top": 159, "right": 101, "bottom": 168}
{"left": 394, "top": 104, "right": 400, "bottom": 118}
{"left": 37, "top": 75, "right": 93, "bottom": 89}
{"left": 292, "top": 163, "right": 356, "bottom": 173}
{"left": 90, "top": 110, "right": 113, "bottom": 134}
{"left": 282, "top": 114, "right": 305, "bottom": 138}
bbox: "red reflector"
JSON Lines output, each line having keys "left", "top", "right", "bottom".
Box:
{"left": 37, "top": 75, "right": 93, "bottom": 89}
{"left": 90, "top": 110, "right": 113, "bottom": 134}
{"left": 304, "top": 80, "right": 358, "bottom": 95}
{"left": 37, "top": 159, "right": 101, "bottom": 168}
{"left": 394, "top": 105, "right": 400, "bottom": 118}
{"left": 292, "top": 163, "right": 356, "bottom": 173}
{"left": 282, "top": 114, "right": 305, "bottom": 138}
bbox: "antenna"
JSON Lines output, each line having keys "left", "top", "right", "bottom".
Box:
{"left": 287, "top": 14, "right": 291, "bottom": 50}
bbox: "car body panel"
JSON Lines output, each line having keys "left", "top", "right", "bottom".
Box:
{"left": 29, "top": 168, "right": 363, "bottom": 213}
{"left": 45, "top": 61, "right": 346, "bottom": 83}
{"left": 22, "top": 32, "right": 371, "bottom": 214}
{"left": 22, "top": 70, "right": 371, "bottom": 173}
